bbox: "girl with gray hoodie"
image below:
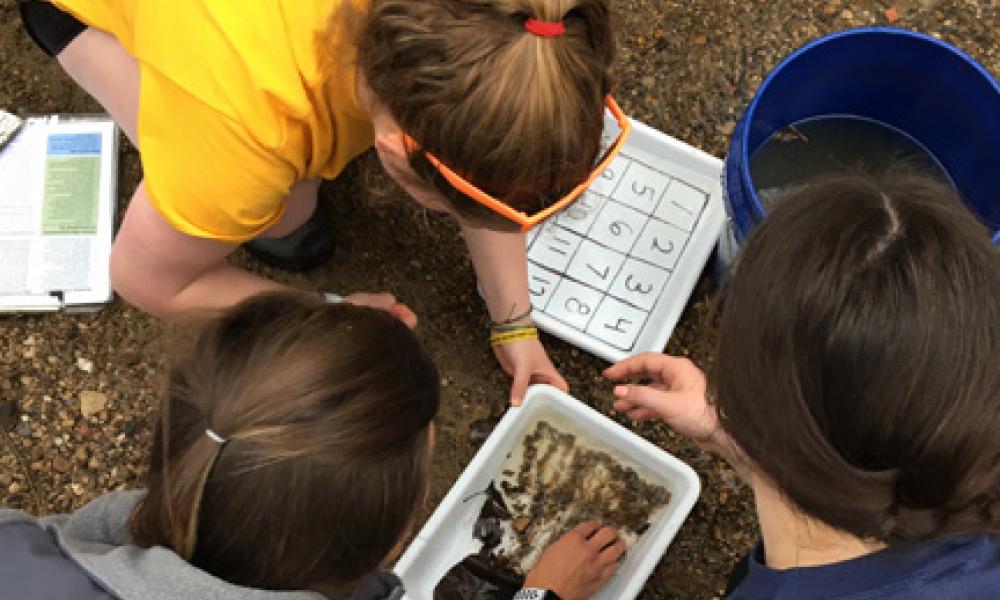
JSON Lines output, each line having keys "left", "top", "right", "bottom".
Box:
{"left": 0, "top": 293, "right": 624, "bottom": 600}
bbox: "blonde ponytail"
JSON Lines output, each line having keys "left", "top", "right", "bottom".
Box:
{"left": 357, "top": 0, "right": 615, "bottom": 227}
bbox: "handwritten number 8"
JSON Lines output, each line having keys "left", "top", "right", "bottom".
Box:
{"left": 565, "top": 297, "right": 591, "bottom": 316}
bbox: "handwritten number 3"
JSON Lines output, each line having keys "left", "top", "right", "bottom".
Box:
{"left": 625, "top": 275, "right": 653, "bottom": 295}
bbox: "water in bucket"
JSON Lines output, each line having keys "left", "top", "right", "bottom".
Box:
{"left": 749, "top": 115, "right": 954, "bottom": 212}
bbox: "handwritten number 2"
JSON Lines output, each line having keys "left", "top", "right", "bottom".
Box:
{"left": 651, "top": 237, "right": 674, "bottom": 255}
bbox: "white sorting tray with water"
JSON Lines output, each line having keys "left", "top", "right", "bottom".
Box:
{"left": 526, "top": 116, "right": 726, "bottom": 363}
{"left": 393, "top": 385, "right": 701, "bottom": 600}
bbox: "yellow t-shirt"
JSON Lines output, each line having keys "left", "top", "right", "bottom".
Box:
{"left": 51, "top": 0, "right": 375, "bottom": 242}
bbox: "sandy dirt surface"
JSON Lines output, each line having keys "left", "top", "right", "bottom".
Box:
{"left": 1, "top": 1, "right": 997, "bottom": 598}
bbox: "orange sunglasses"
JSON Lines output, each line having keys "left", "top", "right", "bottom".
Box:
{"left": 404, "top": 96, "right": 632, "bottom": 232}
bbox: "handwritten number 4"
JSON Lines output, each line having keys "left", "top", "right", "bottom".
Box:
{"left": 604, "top": 317, "right": 632, "bottom": 333}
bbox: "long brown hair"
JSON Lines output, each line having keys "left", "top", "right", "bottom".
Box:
{"left": 130, "top": 293, "right": 439, "bottom": 595}
{"left": 357, "top": 0, "right": 615, "bottom": 228}
{"left": 714, "top": 173, "right": 1000, "bottom": 544}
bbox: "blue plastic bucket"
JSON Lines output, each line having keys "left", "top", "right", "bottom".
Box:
{"left": 724, "top": 28, "right": 1000, "bottom": 245}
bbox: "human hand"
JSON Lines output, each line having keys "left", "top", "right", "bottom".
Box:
{"left": 604, "top": 354, "right": 746, "bottom": 472}
{"left": 604, "top": 353, "right": 720, "bottom": 447}
{"left": 524, "top": 521, "right": 626, "bottom": 600}
{"left": 493, "top": 338, "right": 568, "bottom": 407}
{"left": 342, "top": 292, "right": 418, "bottom": 329}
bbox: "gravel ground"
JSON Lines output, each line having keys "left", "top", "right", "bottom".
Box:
{"left": 1, "top": 1, "right": 998, "bottom": 598}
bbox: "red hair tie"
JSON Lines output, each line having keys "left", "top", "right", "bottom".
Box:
{"left": 524, "top": 18, "right": 566, "bottom": 38}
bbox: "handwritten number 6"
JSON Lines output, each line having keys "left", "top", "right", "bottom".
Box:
{"left": 609, "top": 220, "right": 634, "bottom": 237}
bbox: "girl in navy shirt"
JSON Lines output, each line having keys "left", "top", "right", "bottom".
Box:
{"left": 607, "top": 173, "right": 1000, "bottom": 599}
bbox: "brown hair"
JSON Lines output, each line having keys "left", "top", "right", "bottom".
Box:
{"left": 357, "top": 0, "right": 615, "bottom": 228}
{"left": 130, "top": 293, "right": 439, "bottom": 595}
{"left": 713, "top": 173, "right": 1000, "bottom": 544}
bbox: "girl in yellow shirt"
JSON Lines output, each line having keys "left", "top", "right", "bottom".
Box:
{"left": 19, "top": 0, "right": 617, "bottom": 406}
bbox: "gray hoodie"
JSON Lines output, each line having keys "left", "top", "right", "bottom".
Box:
{"left": 0, "top": 490, "right": 403, "bottom": 600}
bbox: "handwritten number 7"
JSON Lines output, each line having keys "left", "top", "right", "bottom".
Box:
{"left": 587, "top": 263, "right": 610, "bottom": 281}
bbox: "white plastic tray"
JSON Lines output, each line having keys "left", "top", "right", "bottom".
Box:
{"left": 393, "top": 385, "right": 701, "bottom": 600}
{"left": 526, "top": 117, "right": 726, "bottom": 363}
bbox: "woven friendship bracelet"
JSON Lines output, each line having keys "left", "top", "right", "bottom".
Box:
{"left": 489, "top": 326, "right": 539, "bottom": 347}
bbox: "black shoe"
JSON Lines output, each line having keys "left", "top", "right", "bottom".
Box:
{"left": 243, "top": 200, "right": 335, "bottom": 272}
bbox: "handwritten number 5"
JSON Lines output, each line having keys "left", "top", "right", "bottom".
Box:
{"left": 631, "top": 180, "right": 656, "bottom": 202}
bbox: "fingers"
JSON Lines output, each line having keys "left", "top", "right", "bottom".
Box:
{"left": 621, "top": 406, "right": 658, "bottom": 421}
{"left": 570, "top": 520, "right": 603, "bottom": 540}
{"left": 586, "top": 525, "right": 619, "bottom": 552}
{"left": 389, "top": 302, "right": 418, "bottom": 329}
{"left": 612, "top": 384, "right": 667, "bottom": 412}
{"left": 502, "top": 340, "right": 569, "bottom": 406}
{"left": 604, "top": 353, "right": 695, "bottom": 387}
{"left": 510, "top": 366, "right": 531, "bottom": 407}
{"left": 542, "top": 365, "right": 570, "bottom": 393}
{"left": 599, "top": 539, "right": 627, "bottom": 568}
{"left": 342, "top": 292, "right": 419, "bottom": 329}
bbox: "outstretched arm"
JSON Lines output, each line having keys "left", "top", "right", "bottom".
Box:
{"left": 460, "top": 223, "right": 568, "bottom": 406}
{"left": 605, "top": 353, "right": 751, "bottom": 479}
{"left": 110, "top": 182, "right": 288, "bottom": 317}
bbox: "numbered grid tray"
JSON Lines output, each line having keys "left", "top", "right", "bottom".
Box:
{"left": 526, "top": 117, "right": 726, "bottom": 362}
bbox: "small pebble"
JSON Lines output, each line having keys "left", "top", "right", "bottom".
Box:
{"left": 79, "top": 391, "right": 108, "bottom": 418}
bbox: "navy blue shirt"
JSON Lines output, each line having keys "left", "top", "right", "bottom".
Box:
{"left": 727, "top": 534, "right": 1000, "bottom": 599}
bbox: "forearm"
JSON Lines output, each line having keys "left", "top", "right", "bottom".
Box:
{"left": 165, "top": 263, "right": 290, "bottom": 316}
{"left": 113, "top": 257, "right": 289, "bottom": 319}
{"left": 460, "top": 224, "right": 531, "bottom": 322}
